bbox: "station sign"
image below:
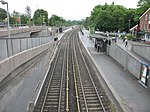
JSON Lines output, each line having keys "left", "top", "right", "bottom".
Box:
{"left": 139, "top": 62, "right": 149, "bottom": 88}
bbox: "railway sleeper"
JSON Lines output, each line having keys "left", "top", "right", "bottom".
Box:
{"left": 82, "top": 83, "right": 93, "bottom": 86}
{"left": 86, "top": 100, "right": 100, "bottom": 105}
{"left": 45, "top": 99, "right": 58, "bottom": 103}
{"left": 48, "top": 91, "right": 60, "bottom": 94}
{"left": 84, "top": 92, "right": 97, "bottom": 95}
{"left": 84, "top": 88, "right": 95, "bottom": 93}
{"left": 49, "top": 87, "right": 60, "bottom": 90}
{"left": 45, "top": 102, "right": 58, "bottom": 106}
{"left": 87, "top": 103, "right": 101, "bottom": 107}
{"left": 51, "top": 80, "right": 61, "bottom": 83}
{"left": 86, "top": 97, "right": 99, "bottom": 100}
{"left": 46, "top": 95, "right": 59, "bottom": 99}
{"left": 44, "top": 106, "right": 58, "bottom": 111}
{"left": 88, "top": 107, "right": 103, "bottom": 112}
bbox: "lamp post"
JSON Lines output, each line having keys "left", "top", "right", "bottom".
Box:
{"left": 128, "top": 19, "right": 131, "bottom": 33}
{"left": 0, "top": 0, "right": 10, "bottom": 38}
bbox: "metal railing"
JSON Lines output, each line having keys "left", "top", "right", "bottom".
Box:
{"left": 0, "top": 36, "right": 54, "bottom": 61}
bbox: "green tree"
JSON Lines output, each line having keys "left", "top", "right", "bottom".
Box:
{"left": 49, "top": 14, "right": 64, "bottom": 26}
{"left": 10, "top": 16, "right": 16, "bottom": 25}
{"left": 125, "top": 9, "right": 136, "bottom": 32}
{"left": 10, "top": 10, "right": 21, "bottom": 26}
{"left": 0, "top": 8, "right": 7, "bottom": 21}
{"left": 25, "top": 6, "right": 31, "bottom": 26}
{"left": 33, "top": 9, "right": 48, "bottom": 26}
{"left": 87, "top": 3, "right": 135, "bottom": 32}
{"left": 84, "top": 17, "right": 90, "bottom": 29}
{"left": 89, "top": 5, "right": 104, "bottom": 29}
{"left": 25, "top": 6, "right": 31, "bottom": 19}
{"left": 138, "top": 0, "right": 150, "bottom": 7}
{"left": 20, "top": 14, "right": 28, "bottom": 24}
{"left": 134, "top": 0, "right": 150, "bottom": 22}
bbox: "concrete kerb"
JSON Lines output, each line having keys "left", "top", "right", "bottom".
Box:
{"left": 78, "top": 32, "right": 133, "bottom": 112}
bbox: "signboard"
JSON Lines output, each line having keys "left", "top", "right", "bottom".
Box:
{"left": 139, "top": 63, "right": 149, "bottom": 87}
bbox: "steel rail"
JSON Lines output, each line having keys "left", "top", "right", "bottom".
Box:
{"left": 76, "top": 33, "right": 106, "bottom": 112}
{"left": 57, "top": 37, "right": 68, "bottom": 112}
{"left": 40, "top": 35, "right": 67, "bottom": 112}
{"left": 72, "top": 32, "right": 81, "bottom": 112}
{"left": 73, "top": 32, "right": 89, "bottom": 112}
{"left": 66, "top": 34, "right": 70, "bottom": 112}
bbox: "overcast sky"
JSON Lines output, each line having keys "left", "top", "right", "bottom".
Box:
{"left": 0, "top": 0, "right": 139, "bottom": 20}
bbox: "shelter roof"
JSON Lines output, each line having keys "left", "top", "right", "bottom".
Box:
{"left": 89, "top": 34, "right": 108, "bottom": 39}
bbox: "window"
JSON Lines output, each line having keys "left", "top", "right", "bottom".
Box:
{"left": 149, "top": 14, "right": 150, "bottom": 21}
{"left": 144, "top": 24, "right": 146, "bottom": 30}
{"left": 145, "top": 14, "right": 147, "bottom": 20}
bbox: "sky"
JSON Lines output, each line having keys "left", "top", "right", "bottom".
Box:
{"left": 0, "top": 0, "right": 139, "bottom": 20}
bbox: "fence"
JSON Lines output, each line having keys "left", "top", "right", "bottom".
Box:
{"left": 0, "top": 36, "right": 54, "bottom": 61}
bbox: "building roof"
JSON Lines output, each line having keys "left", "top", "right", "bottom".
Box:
{"left": 139, "top": 8, "right": 150, "bottom": 19}
{"left": 130, "top": 25, "right": 138, "bottom": 31}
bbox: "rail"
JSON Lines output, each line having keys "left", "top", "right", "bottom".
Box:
{"left": 74, "top": 31, "right": 111, "bottom": 111}
{"left": 33, "top": 28, "right": 112, "bottom": 112}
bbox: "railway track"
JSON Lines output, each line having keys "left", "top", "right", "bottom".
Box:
{"left": 33, "top": 28, "right": 113, "bottom": 112}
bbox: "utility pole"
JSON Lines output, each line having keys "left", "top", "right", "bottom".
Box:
{"left": 0, "top": 0, "right": 10, "bottom": 38}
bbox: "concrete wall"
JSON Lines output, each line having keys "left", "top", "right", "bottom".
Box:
{"left": 0, "top": 26, "right": 62, "bottom": 38}
{"left": 0, "top": 36, "right": 53, "bottom": 61}
{"left": 0, "top": 26, "right": 44, "bottom": 38}
{"left": 108, "top": 44, "right": 141, "bottom": 79}
{"left": 132, "top": 43, "right": 150, "bottom": 62}
{"left": 0, "top": 41, "right": 56, "bottom": 83}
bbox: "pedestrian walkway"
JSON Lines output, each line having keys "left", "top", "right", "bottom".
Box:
{"left": 116, "top": 39, "right": 150, "bottom": 66}
{"left": 79, "top": 30, "right": 150, "bottom": 112}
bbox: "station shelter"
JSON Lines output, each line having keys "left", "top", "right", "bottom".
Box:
{"left": 89, "top": 34, "right": 111, "bottom": 53}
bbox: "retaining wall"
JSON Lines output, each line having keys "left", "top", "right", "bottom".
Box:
{"left": 0, "top": 26, "right": 45, "bottom": 38}
{"left": 0, "top": 41, "right": 56, "bottom": 83}
{"left": 107, "top": 44, "right": 141, "bottom": 79}
{"left": 132, "top": 43, "right": 150, "bottom": 62}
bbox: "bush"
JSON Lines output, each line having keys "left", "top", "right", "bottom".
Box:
{"left": 126, "top": 34, "right": 134, "bottom": 40}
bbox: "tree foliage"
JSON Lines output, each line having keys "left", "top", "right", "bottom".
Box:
{"left": 20, "top": 14, "right": 28, "bottom": 24}
{"left": 10, "top": 16, "right": 16, "bottom": 25}
{"left": 134, "top": 0, "right": 150, "bottom": 22}
{"left": 33, "top": 9, "right": 48, "bottom": 26}
{"left": 0, "top": 8, "right": 7, "bottom": 21}
{"left": 10, "top": 11, "right": 29, "bottom": 25}
{"left": 49, "top": 14, "right": 64, "bottom": 26}
{"left": 88, "top": 4, "right": 136, "bottom": 32}
{"left": 25, "top": 6, "right": 31, "bottom": 19}
{"left": 25, "top": 6, "right": 31, "bottom": 26}
{"left": 86, "top": 0, "right": 150, "bottom": 32}
{"left": 48, "top": 14, "right": 80, "bottom": 26}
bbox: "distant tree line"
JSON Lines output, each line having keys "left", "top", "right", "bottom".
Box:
{"left": 0, "top": 6, "right": 78, "bottom": 27}
{"left": 84, "top": 0, "right": 150, "bottom": 32}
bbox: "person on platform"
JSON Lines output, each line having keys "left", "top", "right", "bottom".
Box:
{"left": 125, "top": 37, "right": 128, "bottom": 47}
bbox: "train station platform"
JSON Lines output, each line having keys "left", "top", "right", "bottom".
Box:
{"left": 79, "top": 30, "right": 150, "bottom": 112}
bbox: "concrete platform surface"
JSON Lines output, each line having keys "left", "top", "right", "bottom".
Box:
{"left": 79, "top": 30, "right": 150, "bottom": 112}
